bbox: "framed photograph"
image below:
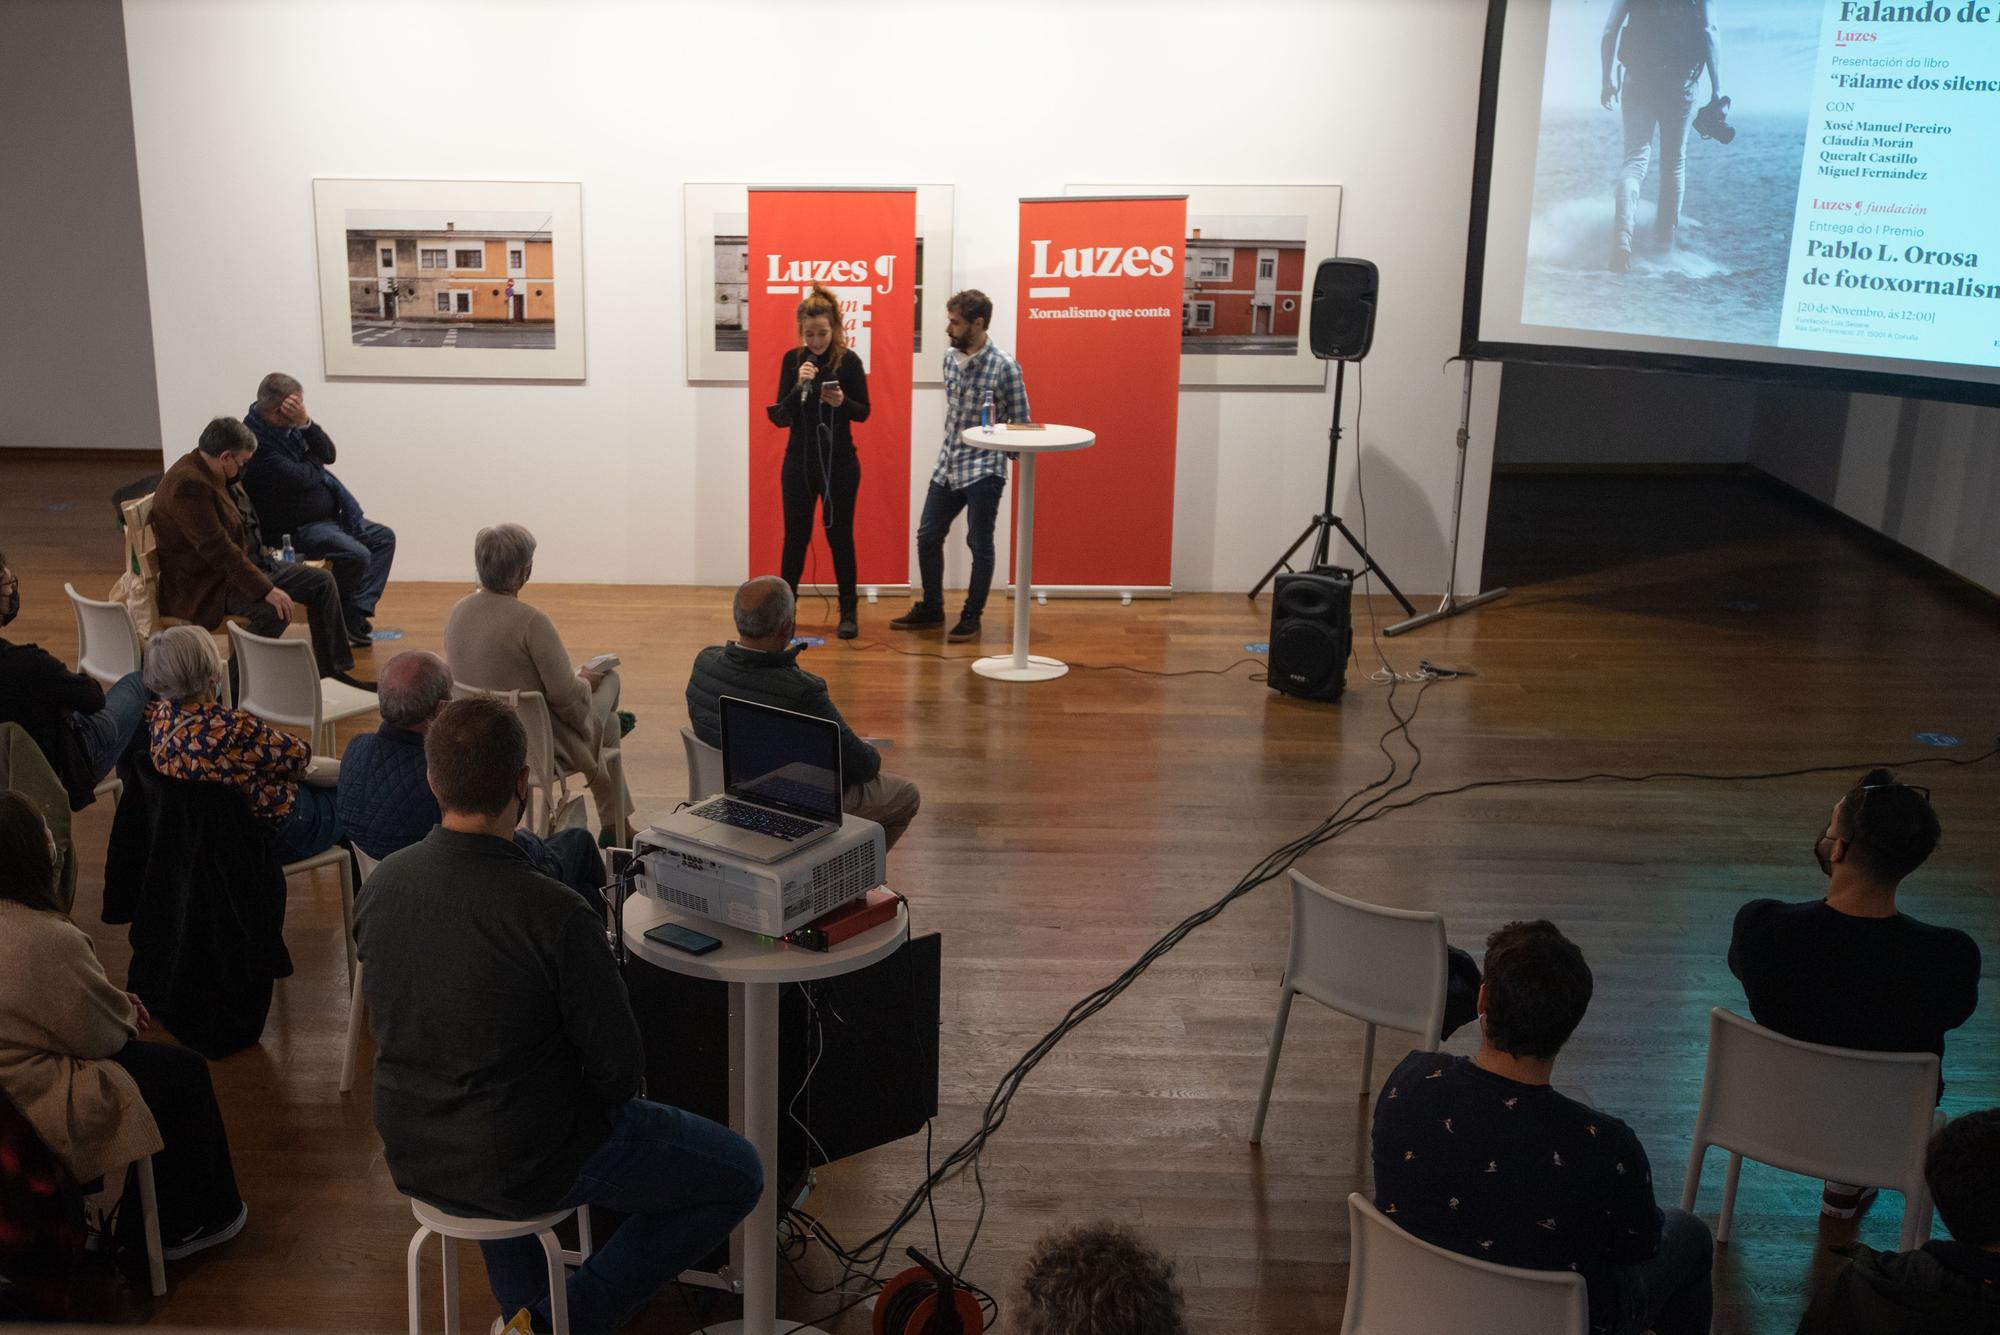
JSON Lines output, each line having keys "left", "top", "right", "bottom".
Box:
{"left": 684, "top": 182, "right": 954, "bottom": 384}
{"left": 1067, "top": 183, "right": 1343, "bottom": 387}
{"left": 312, "top": 178, "right": 585, "bottom": 381}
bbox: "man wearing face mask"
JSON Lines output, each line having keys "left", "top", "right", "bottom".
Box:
{"left": 0, "top": 553, "right": 148, "bottom": 809}
{"left": 1728, "top": 769, "right": 1980, "bottom": 1218}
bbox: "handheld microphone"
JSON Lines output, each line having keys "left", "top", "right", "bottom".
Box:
{"left": 798, "top": 348, "right": 820, "bottom": 406}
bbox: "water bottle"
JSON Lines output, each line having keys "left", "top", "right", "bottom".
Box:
{"left": 279, "top": 533, "right": 296, "bottom": 565}
{"left": 980, "top": 390, "right": 995, "bottom": 436}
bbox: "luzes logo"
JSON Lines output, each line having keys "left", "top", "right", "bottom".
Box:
{"left": 1028, "top": 240, "right": 1176, "bottom": 279}
{"left": 765, "top": 253, "right": 897, "bottom": 295}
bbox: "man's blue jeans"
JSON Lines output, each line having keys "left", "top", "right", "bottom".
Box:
{"left": 914, "top": 476, "right": 1006, "bottom": 620}
{"left": 67, "top": 670, "right": 148, "bottom": 785}
{"left": 1610, "top": 1207, "right": 1713, "bottom": 1335}
{"left": 478, "top": 1099, "right": 762, "bottom": 1334}
{"left": 293, "top": 517, "right": 395, "bottom": 629}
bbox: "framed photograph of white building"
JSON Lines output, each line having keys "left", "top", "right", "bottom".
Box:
{"left": 312, "top": 178, "right": 585, "bottom": 381}
{"left": 683, "top": 182, "right": 954, "bottom": 384}
{"left": 1067, "top": 184, "right": 1342, "bottom": 387}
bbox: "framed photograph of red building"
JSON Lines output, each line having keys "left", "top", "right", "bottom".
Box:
{"left": 312, "top": 178, "right": 585, "bottom": 381}
{"left": 1068, "top": 184, "right": 1343, "bottom": 387}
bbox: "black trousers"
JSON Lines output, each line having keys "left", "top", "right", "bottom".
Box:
{"left": 223, "top": 559, "right": 352, "bottom": 675}
{"left": 109, "top": 1039, "right": 242, "bottom": 1245}
{"left": 779, "top": 445, "right": 861, "bottom": 612}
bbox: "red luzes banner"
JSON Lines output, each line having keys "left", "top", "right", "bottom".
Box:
{"left": 747, "top": 189, "right": 915, "bottom": 587}
{"left": 1012, "top": 196, "right": 1185, "bottom": 590}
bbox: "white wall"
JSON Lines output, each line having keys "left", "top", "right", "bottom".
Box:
{"left": 122, "top": 0, "right": 1499, "bottom": 593}
{"left": 1, "top": 0, "right": 160, "bottom": 452}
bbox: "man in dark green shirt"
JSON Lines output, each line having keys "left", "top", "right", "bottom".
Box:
{"left": 358, "top": 697, "right": 760, "bottom": 1333}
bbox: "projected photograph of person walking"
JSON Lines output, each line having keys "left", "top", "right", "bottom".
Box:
{"left": 1520, "top": 0, "right": 1820, "bottom": 345}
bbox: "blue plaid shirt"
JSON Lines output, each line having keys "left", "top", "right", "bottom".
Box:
{"left": 933, "top": 341, "right": 1031, "bottom": 490}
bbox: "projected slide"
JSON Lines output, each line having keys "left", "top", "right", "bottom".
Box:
{"left": 1473, "top": 0, "right": 2000, "bottom": 399}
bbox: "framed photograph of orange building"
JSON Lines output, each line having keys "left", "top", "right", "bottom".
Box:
{"left": 312, "top": 179, "right": 584, "bottom": 380}
{"left": 1068, "top": 184, "right": 1343, "bottom": 387}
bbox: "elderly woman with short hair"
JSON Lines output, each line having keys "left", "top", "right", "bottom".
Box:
{"left": 443, "top": 523, "right": 632, "bottom": 837}
{"left": 141, "top": 625, "right": 342, "bottom": 862}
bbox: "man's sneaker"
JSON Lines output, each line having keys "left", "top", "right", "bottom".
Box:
{"left": 947, "top": 616, "right": 982, "bottom": 643}
{"left": 161, "top": 1201, "right": 248, "bottom": 1260}
{"left": 889, "top": 605, "right": 945, "bottom": 631}
{"left": 1821, "top": 1183, "right": 1879, "bottom": 1219}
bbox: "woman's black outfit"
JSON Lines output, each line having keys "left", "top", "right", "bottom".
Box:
{"left": 768, "top": 346, "right": 869, "bottom": 627}
{"left": 110, "top": 1039, "right": 244, "bottom": 1252}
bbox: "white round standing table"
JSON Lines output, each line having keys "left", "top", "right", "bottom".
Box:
{"left": 623, "top": 892, "right": 909, "bottom": 1335}
{"left": 961, "top": 424, "right": 1094, "bottom": 682}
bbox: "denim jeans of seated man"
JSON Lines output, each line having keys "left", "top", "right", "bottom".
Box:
{"left": 67, "top": 671, "right": 149, "bottom": 785}
{"left": 292, "top": 517, "right": 395, "bottom": 631}
{"left": 477, "top": 1098, "right": 762, "bottom": 1335}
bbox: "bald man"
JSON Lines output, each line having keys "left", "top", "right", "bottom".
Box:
{"left": 337, "top": 650, "right": 605, "bottom": 905}
{"left": 686, "top": 577, "right": 920, "bottom": 849}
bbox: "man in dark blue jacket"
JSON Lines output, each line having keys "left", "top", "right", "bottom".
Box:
{"left": 338, "top": 650, "right": 603, "bottom": 908}
{"left": 241, "top": 372, "right": 395, "bottom": 646}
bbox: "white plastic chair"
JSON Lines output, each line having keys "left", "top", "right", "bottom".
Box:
{"left": 228, "top": 622, "right": 376, "bottom": 756}
{"left": 1343, "top": 1193, "right": 1587, "bottom": 1335}
{"left": 85, "top": 1156, "right": 166, "bottom": 1297}
{"left": 340, "top": 847, "right": 382, "bottom": 1093}
{"left": 455, "top": 684, "right": 628, "bottom": 845}
{"left": 681, "top": 726, "right": 724, "bottom": 802}
{"left": 1681, "top": 1007, "right": 1940, "bottom": 1252}
{"left": 283, "top": 843, "right": 357, "bottom": 993}
{"left": 66, "top": 581, "right": 143, "bottom": 689}
{"left": 1250, "top": 871, "right": 1449, "bottom": 1141}
{"left": 406, "top": 1198, "right": 592, "bottom": 1335}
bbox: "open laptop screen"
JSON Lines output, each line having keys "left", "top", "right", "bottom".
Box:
{"left": 718, "top": 696, "right": 844, "bottom": 824}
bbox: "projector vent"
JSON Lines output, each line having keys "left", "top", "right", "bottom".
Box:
{"left": 798, "top": 841, "right": 881, "bottom": 919}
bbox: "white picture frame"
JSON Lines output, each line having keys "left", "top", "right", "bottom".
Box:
{"left": 312, "top": 177, "right": 585, "bottom": 381}
{"left": 1067, "top": 183, "right": 1343, "bottom": 387}
{"left": 684, "top": 182, "right": 954, "bottom": 384}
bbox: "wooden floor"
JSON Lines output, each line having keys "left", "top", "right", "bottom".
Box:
{"left": 4, "top": 453, "right": 1996, "bottom": 1333}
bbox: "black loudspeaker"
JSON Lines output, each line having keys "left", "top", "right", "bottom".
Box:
{"left": 1308, "top": 258, "right": 1379, "bottom": 361}
{"left": 1269, "top": 568, "right": 1354, "bottom": 701}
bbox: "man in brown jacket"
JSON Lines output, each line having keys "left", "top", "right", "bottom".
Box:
{"left": 151, "top": 417, "right": 359, "bottom": 683}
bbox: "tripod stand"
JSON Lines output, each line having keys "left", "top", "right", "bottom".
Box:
{"left": 1385, "top": 357, "right": 1508, "bottom": 635}
{"left": 1249, "top": 358, "right": 1416, "bottom": 614}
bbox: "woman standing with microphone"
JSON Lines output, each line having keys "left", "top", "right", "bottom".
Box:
{"left": 768, "top": 284, "right": 870, "bottom": 638}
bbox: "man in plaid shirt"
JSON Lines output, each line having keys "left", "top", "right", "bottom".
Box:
{"left": 890, "top": 289, "right": 1031, "bottom": 642}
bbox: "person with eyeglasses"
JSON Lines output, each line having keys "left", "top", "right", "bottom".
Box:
{"left": 1728, "top": 769, "right": 1981, "bottom": 1221}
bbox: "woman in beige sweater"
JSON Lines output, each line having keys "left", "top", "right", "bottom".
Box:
{"left": 0, "top": 789, "right": 246, "bottom": 1260}
{"left": 443, "top": 522, "right": 633, "bottom": 835}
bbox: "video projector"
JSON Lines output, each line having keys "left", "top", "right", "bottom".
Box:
{"left": 631, "top": 816, "right": 886, "bottom": 937}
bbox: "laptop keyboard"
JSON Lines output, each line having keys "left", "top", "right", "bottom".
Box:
{"left": 695, "top": 798, "right": 819, "bottom": 841}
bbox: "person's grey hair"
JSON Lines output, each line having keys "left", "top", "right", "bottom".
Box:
{"left": 377, "top": 651, "right": 454, "bottom": 729}
{"left": 474, "top": 523, "right": 538, "bottom": 594}
{"left": 733, "top": 576, "right": 794, "bottom": 640}
{"left": 142, "top": 625, "right": 226, "bottom": 703}
{"left": 255, "top": 372, "right": 302, "bottom": 414}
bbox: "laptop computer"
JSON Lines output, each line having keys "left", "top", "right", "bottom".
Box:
{"left": 656, "top": 695, "right": 843, "bottom": 863}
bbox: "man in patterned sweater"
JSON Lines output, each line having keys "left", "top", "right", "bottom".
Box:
{"left": 1372, "top": 920, "right": 1713, "bottom": 1335}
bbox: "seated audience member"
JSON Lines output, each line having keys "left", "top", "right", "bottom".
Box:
{"left": 686, "top": 576, "right": 921, "bottom": 849}
{"left": 1014, "top": 1222, "right": 1189, "bottom": 1335}
{"left": 357, "top": 698, "right": 760, "bottom": 1333}
{"left": 0, "top": 790, "right": 246, "bottom": 1259}
{"left": 443, "top": 523, "right": 633, "bottom": 840}
{"left": 241, "top": 372, "right": 395, "bottom": 647}
{"left": 1373, "top": 920, "right": 1713, "bottom": 1335}
{"left": 1796, "top": 1108, "right": 2000, "bottom": 1333}
{"left": 142, "top": 625, "right": 341, "bottom": 863}
{"left": 338, "top": 650, "right": 605, "bottom": 907}
{"left": 150, "top": 416, "right": 362, "bottom": 686}
{"left": 1730, "top": 769, "right": 1979, "bottom": 1218}
{"left": 0, "top": 552, "right": 146, "bottom": 810}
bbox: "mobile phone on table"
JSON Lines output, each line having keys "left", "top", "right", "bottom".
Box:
{"left": 644, "top": 921, "right": 723, "bottom": 955}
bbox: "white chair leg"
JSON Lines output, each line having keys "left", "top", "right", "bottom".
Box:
{"left": 406, "top": 1226, "right": 431, "bottom": 1335}
{"left": 440, "top": 1228, "right": 460, "bottom": 1334}
{"left": 1679, "top": 1141, "right": 1705, "bottom": 1215}
{"left": 607, "top": 751, "right": 631, "bottom": 847}
{"left": 1359, "top": 1023, "right": 1379, "bottom": 1098}
{"left": 339, "top": 856, "right": 358, "bottom": 992}
{"left": 340, "top": 961, "right": 366, "bottom": 1093}
{"left": 1717, "top": 1151, "right": 1744, "bottom": 1245}
{"left": 136, "top": 1156, "right": 166, "bottom": 1297}
{"left": 1901, "top": 1187, "right": 1932, "bottom": 1252}
{"left": 570, "top": 1203, "right": 593, "bottom": 1264}
{"left": 540, "top": 1228, "right": 571, "bottom": 1334}
{"left": 1249, "top": 987, "right": 1296, "bottom": 1143}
